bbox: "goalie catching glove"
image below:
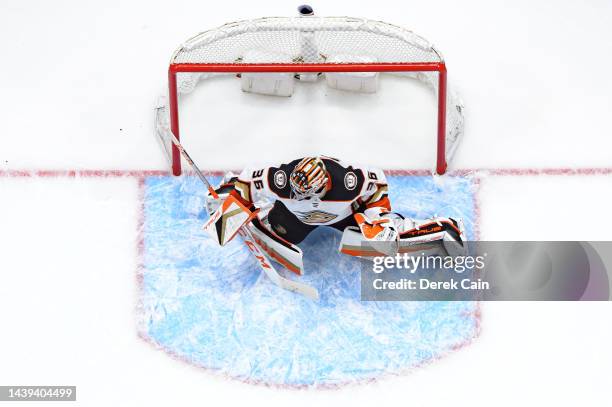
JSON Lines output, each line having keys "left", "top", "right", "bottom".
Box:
{"left": 354, "top": 207, "right": 399, "bottom": 242}
{"left": 353, "top": 207, "right": 401, "bottom": 256}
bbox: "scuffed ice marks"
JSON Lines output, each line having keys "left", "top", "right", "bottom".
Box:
{"left": 389, "top": 175, "right": 477, "bottom": 240}
{"left": 139, "top": 174, "right": 479, "bottom": 386}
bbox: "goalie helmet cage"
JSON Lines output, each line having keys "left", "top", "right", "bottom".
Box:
{"left": 155, "top": 16, "right": 464, "bottom": 175}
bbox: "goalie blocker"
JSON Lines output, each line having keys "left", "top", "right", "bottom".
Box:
{"left": 203, "top": 192, "right": 259, "bottom": 246}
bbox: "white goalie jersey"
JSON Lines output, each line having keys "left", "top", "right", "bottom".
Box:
{"left": 223, "top": 157, "right": 391, "bottom": 226}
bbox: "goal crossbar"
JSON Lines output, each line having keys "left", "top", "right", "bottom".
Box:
{"left": 167, "top": 62, "right": 448, "bottom": 175}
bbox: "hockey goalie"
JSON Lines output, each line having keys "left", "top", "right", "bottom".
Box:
{"left": 204, "top": 156, "right": 467, "bottom": 278}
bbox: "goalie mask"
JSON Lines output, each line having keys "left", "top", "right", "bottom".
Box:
{"left": 290, "top": 157, "right": 329, "bottom": 200}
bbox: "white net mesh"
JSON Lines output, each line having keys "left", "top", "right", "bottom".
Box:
{"left": 156, "top": 16, "right": 464, "bottom": 172}
{"left": 172, "top": 17, "right": 443, "bottom": 65}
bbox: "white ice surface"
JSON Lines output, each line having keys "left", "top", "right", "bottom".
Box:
{"left": 1, "top": 0, "right": 612, "bottom": 406}
{"left": 480, "top": 175, "right": 612, "bottom": 240}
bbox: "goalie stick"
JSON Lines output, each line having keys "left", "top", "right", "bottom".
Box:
{"left": 167, "top": 132, "right": 319, "bottom": 300}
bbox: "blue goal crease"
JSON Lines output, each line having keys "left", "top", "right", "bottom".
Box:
{"left": 139, "top": 174, "right": 479, "bottom": 386}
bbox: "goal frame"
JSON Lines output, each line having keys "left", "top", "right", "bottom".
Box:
{"left": 167, "top": 61, "right": 448, "bottom": 176}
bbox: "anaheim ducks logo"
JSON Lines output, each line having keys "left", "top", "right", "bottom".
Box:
{"left": 294, "top": 210, "right": 338, "bottom": 224}
{"left": 274, "top": 170, "right": 287, "bottom": 189}
{"left": 344, "top": 171, "right": 357, "bottom": 190}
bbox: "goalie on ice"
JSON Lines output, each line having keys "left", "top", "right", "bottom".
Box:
{"left": 205, "top": 156, "right": 467, "bottom": 276}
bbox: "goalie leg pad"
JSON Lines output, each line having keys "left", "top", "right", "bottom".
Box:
{"left": 339, "top": 226, "right": 442, "bottom": 258}
{"left": 339, "top": 215, "right": 467, "bottom": 258}
{"left": 247, "top": 217, "right": 305, "bottom": 276}
{"left": 399, "top": 217, "right": 466, "bottom": 250}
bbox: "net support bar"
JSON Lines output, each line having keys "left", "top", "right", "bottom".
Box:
{"left": 168, "top": 62, "right": 448, "bottom": 176}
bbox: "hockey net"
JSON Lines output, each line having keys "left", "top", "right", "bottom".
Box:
{"left": 155, "top": 16, "right": 464, "bottom": 175}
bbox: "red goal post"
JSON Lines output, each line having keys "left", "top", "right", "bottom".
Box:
{"left": 156, "top": 17, "right": 463, "bottom": 175}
